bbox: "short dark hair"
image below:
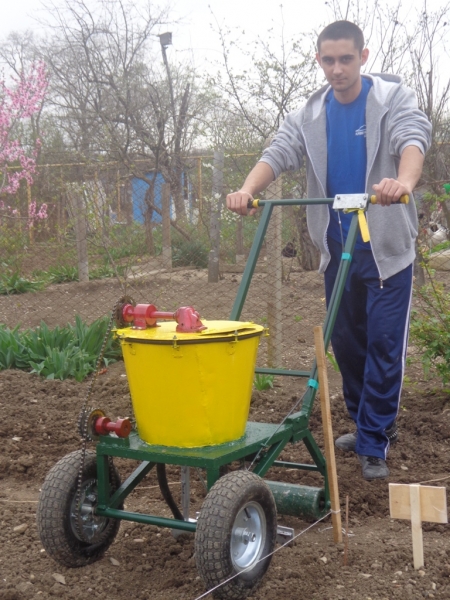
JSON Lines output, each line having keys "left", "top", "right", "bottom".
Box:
{"left": 317, "top": 21, "right": 365, "bottom": 54}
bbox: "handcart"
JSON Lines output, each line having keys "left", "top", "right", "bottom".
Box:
{"left": 36, "top": 193, "right": 402, "bottom": 599}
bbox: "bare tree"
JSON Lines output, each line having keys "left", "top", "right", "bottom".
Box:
{"left": 39, "top": 0, "right": 209, "bottom": 232}
{"left": 208, "top": 6, "right": 318, "bottom": 144}
{"left": 207, "top": 8, "right": 320, "bottom": 269}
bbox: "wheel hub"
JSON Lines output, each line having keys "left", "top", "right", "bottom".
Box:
{"left": 70, "top": 478, "right": 109, "bottom": 543}
{"left": 230, "top": 501, "right": 266, "bottom": 571}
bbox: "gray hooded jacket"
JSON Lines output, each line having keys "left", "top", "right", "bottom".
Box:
{"left": 259, "top": 74, "right": 432, "bottom": 280}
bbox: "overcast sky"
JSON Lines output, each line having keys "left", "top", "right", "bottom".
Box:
{"left": 0, "top": 0, "right": 327, "bottom": 55}
{"left": 1, "top": 0, "right": 448, "bottom": 73}
{"left": 2, "top": 0, "right": 320, "bottom": 35}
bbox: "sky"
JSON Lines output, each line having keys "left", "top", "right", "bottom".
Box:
{"left": 0, "top": 0, "right": 329, "bottom": 60}
{"left": 3, "top": 0, "right": 325, "bottom": 41}
{"left": 0, "top": 0, "right": 448, "bottom": 73}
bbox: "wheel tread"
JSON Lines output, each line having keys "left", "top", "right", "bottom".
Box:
{"left": 36, "top": 449, "right": 121, "bottom": 568}
{"left": 195, "top": 471, "right": 277, "bottom": 599}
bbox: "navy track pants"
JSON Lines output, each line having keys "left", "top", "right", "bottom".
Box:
{"left": 324, "top": 237, "right": 413, "bottom": 459}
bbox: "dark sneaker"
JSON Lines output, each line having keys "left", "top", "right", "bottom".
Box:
{"left": 386, "top": 422, "right": 399, "bottom": 446}
{"left": 335, "top": 431, "right": 357, "bottom": 452}
{"left": 358, "top": 455, "right": 390, "bottom": 480}
{"left": 335, "top": 422, "right": 398, "bottom": 453}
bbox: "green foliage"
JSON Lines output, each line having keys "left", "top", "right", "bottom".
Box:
{"left": 0, "top": 224, "right": 28, "bottom": 273}
{"left": 0, "top": 326, "right": 30, "bottom": 369}
{"left": 99, "top": 223, "right": 148, "bottom": 260}
{"left": 0, "top": 316, "right": 122, "bottom": 382}
{"left": 172, "top": 236, "right": 209, "bottom": 268}
{"left": 254, "top": 373, "right": 274, "bottom": 391}
{"left": 410, "top": 280, "right": 450, "bottom": 385}
{"left": 0, "top": 271, "right": 46, "bottom": 295}
{"left": 89, "top": 262, "right": 125, "bottom": 280}
{"left": 430, "top": 240, "right": 450, "bottom": 254}
{"left": 43, "top": 264, "right": 79, "bottom": 284}
{"left": 326, "top": 351, "right": 340, "bottom": 372}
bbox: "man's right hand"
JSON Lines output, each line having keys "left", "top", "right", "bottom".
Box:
{"left": 226, "top": 190, "right": 257, "bottom": 216}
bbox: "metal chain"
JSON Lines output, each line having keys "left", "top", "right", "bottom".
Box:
{"left": 74, "top": 298, "right": 122, "bottom": 542}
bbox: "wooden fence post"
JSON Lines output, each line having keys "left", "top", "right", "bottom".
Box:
{"left": 208, "top": 150, "right": 224, "bottom": 283}
{"left": 74, "top": 192, "right": 89, "bottom": 282}
{"left": 162, "top": 183, "right": 172, "bottom": 270}
{"left": 27, "top": 182, "right": 34, "bottom": 245}
{"left": 266, "top": 176, "right": 283, "bottom": 367}
{"left": 236, "top": 216, "right": 245, "bottom": 264}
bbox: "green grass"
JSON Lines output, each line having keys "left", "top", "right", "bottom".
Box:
{"left": 0, "top": 316, "right": 122, "bottom": 382}
{"left": 254, "top": 373, "right": 274, "bottom": 391}
{"left": 0, "top": 272, "right": 46, "bottom": 295}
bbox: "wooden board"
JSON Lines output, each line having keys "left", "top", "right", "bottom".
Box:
{"left": 389, "top": 484, "right": 448, "bottom": 523}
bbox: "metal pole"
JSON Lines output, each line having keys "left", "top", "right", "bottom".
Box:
{"left": 180, "top": 466, "right": 190, "bottom": 520}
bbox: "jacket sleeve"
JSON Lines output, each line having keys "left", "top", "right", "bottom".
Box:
{"left": 258, "top": 108, "right": 306, "bottom": 179}
{"left": 387, "top": 85, "right": 432, "bottom": 157}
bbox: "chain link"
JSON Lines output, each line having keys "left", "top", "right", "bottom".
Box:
{"left": 74, "top": 298, "right": 123, "bottom": 542}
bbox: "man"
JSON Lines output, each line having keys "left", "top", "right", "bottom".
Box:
{"left": 226, "top": 21, "right": 432, "bottom": 480}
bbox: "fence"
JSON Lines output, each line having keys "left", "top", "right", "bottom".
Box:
{"left": 1, "top": 153, "right": 450, "bottom": 376}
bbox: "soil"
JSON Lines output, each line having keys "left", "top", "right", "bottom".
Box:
{"left": 1, "top": 272, "right": 450, "bottom": 600}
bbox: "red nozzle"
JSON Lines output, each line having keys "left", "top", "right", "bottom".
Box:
{"left": 94, "top": 416, "right": 132, "bottom": 438}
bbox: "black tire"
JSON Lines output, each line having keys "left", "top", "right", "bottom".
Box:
{"left": 195, "top": 471, "right": 277, "bottom": 600}
{"left": 36, "top": 449, "right": 121, "bottom": 567}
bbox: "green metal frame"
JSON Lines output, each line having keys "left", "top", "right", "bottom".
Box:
{"left": 95, "top": 198, "right": 361, "bottom": 531}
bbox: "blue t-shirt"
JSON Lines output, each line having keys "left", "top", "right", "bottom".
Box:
{"left": 326, "top": 77, "right": 373, "bottom": 249}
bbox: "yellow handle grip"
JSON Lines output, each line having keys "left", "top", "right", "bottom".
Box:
{"left": 370, "top": 194, "right": 409, "bottom": 204}
{"left": 246, "top": 199, "right": 260, "bottom": 209}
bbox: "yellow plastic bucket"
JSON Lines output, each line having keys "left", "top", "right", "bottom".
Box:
{"left": 116, "top": 320, "right": 264, "bottom": 448}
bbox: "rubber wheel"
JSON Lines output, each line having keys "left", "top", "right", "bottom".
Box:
{"left": 195, "top": 471, "right": 277, "bottom": 599}
{"left": 36, "top": 449, "right": 121, "bottom": 567}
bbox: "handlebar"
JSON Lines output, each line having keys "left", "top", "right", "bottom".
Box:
{"left": 370, "top": 194, "right": 409, "bottom": 204}
{"left": 247, "top": 194, "right": 409, "bottom": 209}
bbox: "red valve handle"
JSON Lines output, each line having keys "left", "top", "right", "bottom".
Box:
{"left": 94, "top": 416, "right": 132, "bottom": 438}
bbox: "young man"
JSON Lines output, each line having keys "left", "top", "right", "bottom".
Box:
{"left": 226, "top": 21, "right": 432, "bottom": 480}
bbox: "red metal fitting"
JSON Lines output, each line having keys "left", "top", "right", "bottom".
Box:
{"left": 174, "top": 306, "right": 207, "bottom": 333}
{"left": 94, "top": 416, "right": 132, "bottom": 438}
{"left": 122, "top": 303, "right": 158, "bottom": 329}
{"left": 119, "top": 302, "right": 206, "bottom": 332}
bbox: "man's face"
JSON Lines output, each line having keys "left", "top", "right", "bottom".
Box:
{"left": 316, "top": 38, "right": 369, "bottom": 101}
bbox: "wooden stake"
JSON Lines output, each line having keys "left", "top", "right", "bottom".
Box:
{"left": 314, "top": 326, "right": 342, "bottom": 543}
{"left": 343, "top": 494, "right": 349, "bottom": 566}
{"left": 410, "top": 484, "right": 424, "bottom": 569}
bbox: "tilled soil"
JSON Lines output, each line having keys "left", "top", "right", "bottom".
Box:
{"left": 1, "top": 355, "right": 450, "bottom": 600}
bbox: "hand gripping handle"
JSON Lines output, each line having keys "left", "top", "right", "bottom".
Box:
{"left": 370, "top": 194, "right": 409, "bottom": 204}
{"left": 246, "top": 198, "right": 260, "bottom": 209}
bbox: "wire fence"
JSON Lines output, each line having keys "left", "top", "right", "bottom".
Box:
{"left": 1, "top": 153, "right": 450, "bottom": 374}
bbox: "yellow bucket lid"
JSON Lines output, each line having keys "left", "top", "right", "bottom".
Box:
{"left": 115, "top": 320, "right": 264, "bottom": 345}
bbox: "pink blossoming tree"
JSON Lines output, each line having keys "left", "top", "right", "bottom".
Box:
{"left": 0, "top": 61, "right": 48, "bottom": 197}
